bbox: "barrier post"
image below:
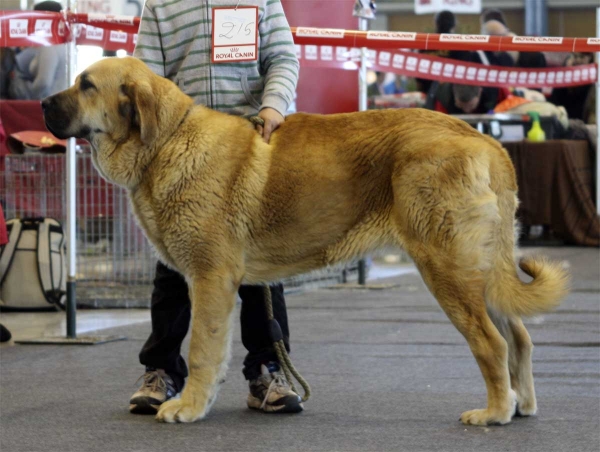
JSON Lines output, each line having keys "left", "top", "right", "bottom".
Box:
{"left": 64, "top": 1, "right": 78, "bottom": 338}
{"left": 358, "top": 18, "right": 368, "bottom": 111}
{"left": 17, "top": 7, "right": 126, "bottom": 346}
{"left": 358, "top": 16, "right": 368, "bottom": 285}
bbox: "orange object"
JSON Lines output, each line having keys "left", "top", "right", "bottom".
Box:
{"left": 494, "top": 95, "right": 530, "bottom": 113}
{"left": 7, "top": 130, "right": 67, "bottom": 153}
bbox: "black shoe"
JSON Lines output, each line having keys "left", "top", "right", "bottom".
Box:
{"left": 248, "top": 362, "right": 303, "bottom": 413}
{"left": 129, "top": 370, "right": 178, "bottom": 414}
{"left": 0, "top": 324, "right": 12, "bottom": 343}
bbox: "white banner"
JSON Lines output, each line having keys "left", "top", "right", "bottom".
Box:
{"left": 78, "top": 0, "right": 143, "bottom": 16}
{"left": 415, "top": 0, "right": 482, "bottom": 15}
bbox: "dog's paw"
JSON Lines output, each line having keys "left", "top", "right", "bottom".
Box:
{"left": 460, "top": 390, "right": 517, "bottom": 425}
{"left": 460, "top": 408, "right": 513, "bottom": 426}
{"left": 515, "top": 398, "right": 537, "bottom": 417}
{"left": 156, "top": 398, "right": 206, "bottom": 423}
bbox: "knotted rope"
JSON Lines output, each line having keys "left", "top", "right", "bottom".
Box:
{"left": 263, "top": 285, "right": 311, "bottom": 402}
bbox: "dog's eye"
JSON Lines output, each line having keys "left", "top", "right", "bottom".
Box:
{"left": 80, "top": 78, "right": 96, "bottom": 92}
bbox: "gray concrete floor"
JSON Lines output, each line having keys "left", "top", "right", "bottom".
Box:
{"left": 0, "top": 246, "right": 598, "bottom": 452}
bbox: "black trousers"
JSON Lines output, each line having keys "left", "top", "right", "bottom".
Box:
{"left": 139, "top": 261, "right": 290, "bottom": 392}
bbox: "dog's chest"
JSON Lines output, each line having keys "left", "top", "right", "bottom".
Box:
{"left": 128, "top": 188, "right": 174, "bottom": 267}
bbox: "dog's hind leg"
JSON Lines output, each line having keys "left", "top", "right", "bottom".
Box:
{"left": 487, "top": 311, "right": 537, "bottom": 416}
{"left": 156, "top": 267, "right": 240, "bottom": 423}
{"left": 410, "top": 252, "right": 516, "bottom": 425}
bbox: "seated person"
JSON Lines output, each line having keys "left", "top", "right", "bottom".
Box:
{"left": 516, "top": 52, "right": 547, "bottom": 69}
{"left": 433, "top": 83, "right": 503, "bottom": 115}
{"left": 368, "top": 72, "right": 400, "bottom": 96}
{"left": 479, "top": 20, "right": 514, "bottom": 67}
{"left": 550, "top": 52, "right": 595, "bottom": 122}
{"left": 480, "top": 8, "right": 508, "bottom": 28}
{"left": 7, "top": 1, "right": 67, "bottom": 100}
{"left": 514, "top": 52, "right": 547, "bottom": 96}
{"left": 0, "top": 48, "right": 16, "bottom": 99}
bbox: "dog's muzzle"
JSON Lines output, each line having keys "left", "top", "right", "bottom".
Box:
{"left": 42, "top": 94, "right": 79, "bottom": 139}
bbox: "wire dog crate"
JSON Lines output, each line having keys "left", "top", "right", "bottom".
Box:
{"left": 1, "top": 150, "right": 359, "bottom": 308}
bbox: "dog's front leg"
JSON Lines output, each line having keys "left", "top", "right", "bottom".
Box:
{"left": 156, "top": 270, "right": 238, "bottom": 423}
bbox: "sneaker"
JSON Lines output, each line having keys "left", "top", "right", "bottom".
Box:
{"left": 129, "top": 370, "right": 177, "bottom": 414}
{"left": 247, "top": 362, "right": 304, "bottom": 413}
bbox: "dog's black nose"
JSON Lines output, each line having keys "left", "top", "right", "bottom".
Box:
{"left": 41, "top": 97, "right": 53, "bottom": 113}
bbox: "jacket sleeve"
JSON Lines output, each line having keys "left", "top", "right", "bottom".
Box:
{"left": 258, "top": 0, "right": 299, "bottom": 116}
{"left": 133, "top": 1, "right": 166, "bottom": 77}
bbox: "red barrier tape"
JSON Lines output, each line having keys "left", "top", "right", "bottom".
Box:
{"left": 0, "top": 11, "right": 139, "bottom": 52}
{"left": 1, "top": 10, "right": 598, "bottom": 89}
{"left": 3, "top": 10, "right": 599, "bottom": 53}
{"left": 0, "top": 11, "right": 70, "bottom": 48}
{"left": 292, "top": 27, "right": 600, "bottom": 54}
{"left": 298, "top": 46, "right": 598, "bottom": 89}
{"left": 70, "top": 13, "right": 140, "bottom": 34}
{"left": 74, "top": 24, "right": 138, "bottom": 52}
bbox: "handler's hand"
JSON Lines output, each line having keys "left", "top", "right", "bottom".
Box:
{"left": 257, "top": 108, "right": 284, "bottom": 144}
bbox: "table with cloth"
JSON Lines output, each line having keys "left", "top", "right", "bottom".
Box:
{"left": 503, "top": 140, "right": 599, "bottom": 247}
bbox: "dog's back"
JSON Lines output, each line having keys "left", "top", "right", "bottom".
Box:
{"left": 243, "top": 109, "right": 515, "bottom": 280}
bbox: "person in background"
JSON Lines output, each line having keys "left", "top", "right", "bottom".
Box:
{"left": 582, "top": 80, "right": 596, "bottom": 125}
{"left": 513, "top": 52, "right": 547, "bottom": 97}
{"left": 516, "top": 52, "right": 547, "bottom": 69}
{"left": 129, "top": 0, "right": 303, "bottom": 416}
{"left": 479, "top": 20, "right": 514, "bottom": 67}
{"left": 385, "top": 75, "right": 409, "bottom": 94}
{"left": 480, "top": 11, "right": 522, "bottom": 66}
{"left": 422, "top": 14, "right": 512, "bottom": 110}
{"left": 432, "top": 10, "right": 474, "bottom": 62}
{"left": 368, "top": 72, "right": 402, "bottom": 96}
{"left": 480, "top": 8, "right": 507, "bottom": 29}
{"left": 550, "top": 52, "right": 595, "bottom": 122}
{"left": 7, "top": 1, "right": 67, "bottom": 100}
{"left": 433, "top": 83, "right": 503, "bottom": 115}
{"left": 417, "top": 10, "right": 472, "bottom": 94}
{"left": 435, "top": 9, "right": 456, "bottom": 34}
{"left": 0, "top": 48, "right": 16, "bottom": 99}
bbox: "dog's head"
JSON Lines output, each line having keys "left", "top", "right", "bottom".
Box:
{"left": 42, "top": 57, "right": 193, "bottom": 187}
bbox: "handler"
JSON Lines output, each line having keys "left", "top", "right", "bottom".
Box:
{"left": 130, "top": 0, "right": 302, "bottom": 415}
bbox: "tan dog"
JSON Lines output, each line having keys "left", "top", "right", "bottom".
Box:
{"left": 42, "top": 57, "right": 569, "bottom": 425}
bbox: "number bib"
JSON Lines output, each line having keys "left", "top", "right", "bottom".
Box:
{"left": 212, "top": 6, "right": 259, "bottom": 63}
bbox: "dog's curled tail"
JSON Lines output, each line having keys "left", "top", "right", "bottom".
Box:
{"left": 485, "top": 188, "right": 570, "bottom": 318}
{"left": 486, "top": 255, "right": 570, "bottom": 318}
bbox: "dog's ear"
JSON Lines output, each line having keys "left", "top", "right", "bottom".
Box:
{"left": 124, "top": 81, "right": 158, "bottom": 145}
{"left": 118, "top": 84, "right": 133, "bottom": 124}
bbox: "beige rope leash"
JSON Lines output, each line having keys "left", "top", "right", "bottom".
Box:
{"left": 249, "top": 113, "right": 310, "bottom": 401}
{"left": 263, "top": 285, "right": 311, "bottom": 402}
{"left": 248, "top": 116, "right": 265, "bottom": 128}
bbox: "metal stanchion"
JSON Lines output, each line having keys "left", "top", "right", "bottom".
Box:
{"left": 65, "top": 9, "right": 78, "bottom": 337}
{"left": 17, "top": 3, "right": 125, "bottom": 345}
{"left": 357, "top": 16, "right": 368, "bottom": 286}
